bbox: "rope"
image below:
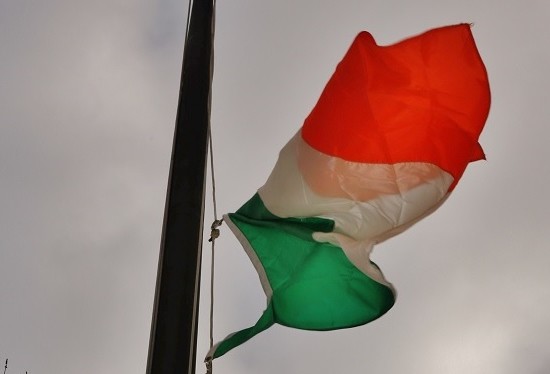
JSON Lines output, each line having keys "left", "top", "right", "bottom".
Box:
{"left": 181, "top": 0, "right": 193, "bottom": 67}
{"left": 206, "top": 1, "right": 218, "bottom": 373}
{"left": 205, "top": 127, "right": 222, "bottom": 374}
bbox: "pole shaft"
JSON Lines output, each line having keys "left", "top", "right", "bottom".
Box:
{"left": 146, "top": 0, "right": 214, "bottom": 373}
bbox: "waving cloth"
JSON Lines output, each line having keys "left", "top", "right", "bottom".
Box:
{"left": 207, "top": 23, "right": 490, "bottom": 360}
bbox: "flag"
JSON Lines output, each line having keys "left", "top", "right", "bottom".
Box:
{"left": 208, "top": 23, "right": 490, "bottom": 360}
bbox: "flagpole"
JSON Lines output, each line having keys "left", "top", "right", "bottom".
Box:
{"left": 146, "top": 0, "right": 214, "bottom": 373}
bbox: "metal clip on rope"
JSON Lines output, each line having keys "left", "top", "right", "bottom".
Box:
{"left": 209, "top": 219, "right": 223, "bottom": 242}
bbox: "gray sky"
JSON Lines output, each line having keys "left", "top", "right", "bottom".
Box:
{"left": 1, "top": 1, "right": 549, "bottom": 373}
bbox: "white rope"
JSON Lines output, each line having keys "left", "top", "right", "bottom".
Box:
{"left": 206, "top": 123, "right": 222, "bottom": 374}
{"left": 206, "top": 1, "right": 218, "bottom": 373}
{"left": 182, "top": 0, "right": 193, "bottom": 65}
{"left": 207, "top": 125, "right": 222, "bottom": 370}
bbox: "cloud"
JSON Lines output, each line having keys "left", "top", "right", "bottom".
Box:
{"left": 2, "top": 1, "right": 550, "bottom": 373}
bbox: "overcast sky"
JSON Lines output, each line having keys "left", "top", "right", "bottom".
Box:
{"left": 1, "top": 1, "right": 549, "bottom": 373}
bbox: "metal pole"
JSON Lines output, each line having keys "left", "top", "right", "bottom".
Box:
{"left": 146, "top": 0, "right": 214, "bottom": 373}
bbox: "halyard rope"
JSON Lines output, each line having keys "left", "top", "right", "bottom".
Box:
{"left": 206, "top": 1, "right": 218, "bottom": 373}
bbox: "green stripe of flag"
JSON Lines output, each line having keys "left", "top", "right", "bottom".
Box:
{"left": 211, "top": 194, "right": 395, "bottom": 359}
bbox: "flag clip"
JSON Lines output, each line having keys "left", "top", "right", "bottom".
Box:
{"left": 205, "top": 358, "right": 213, "bottom": 374}
{"left": 208, "top": 219, "right": 223, "bottom": 242}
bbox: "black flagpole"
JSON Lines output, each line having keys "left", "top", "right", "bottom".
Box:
{"left": 146, "top": 0, "right": 214, "bottom": 373}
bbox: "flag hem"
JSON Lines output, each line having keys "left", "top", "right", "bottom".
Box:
{"left": 223, "top": 213, "right": 274, "bottom": 300}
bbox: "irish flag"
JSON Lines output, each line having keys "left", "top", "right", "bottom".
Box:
{"left": 208, "top": 23, "right": 490, "bottom": 360}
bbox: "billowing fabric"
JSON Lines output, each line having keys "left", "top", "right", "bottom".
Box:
{"left": 207, "top": 23, "right": 490, "bottom": 360}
